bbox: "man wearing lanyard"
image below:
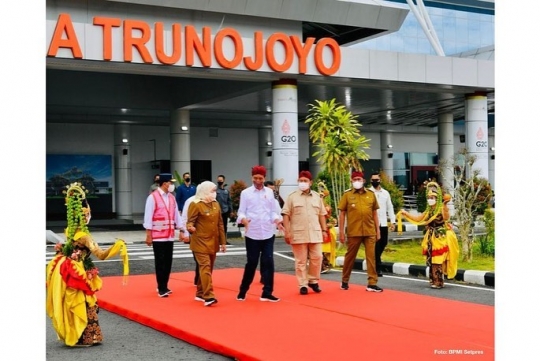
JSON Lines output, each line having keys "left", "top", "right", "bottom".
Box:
{"left": 144, "top": 173, "right": 182, "bottom": 298}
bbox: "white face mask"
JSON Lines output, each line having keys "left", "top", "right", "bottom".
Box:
{"left": 208, "top": 192, "right": 217, "bottom": 202}
{"left": 298, "top": 182, "right": 310, "bottom": 191}
{"left": 427, "top": 198, "right": 436, "bottom": 206}
{"left": 352, "top": 181, "right": 363, "bottom": 190}
{"left": 168, "top": 184, "right": 175, "bottom": 193}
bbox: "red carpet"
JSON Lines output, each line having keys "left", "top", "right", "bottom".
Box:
{"left": 98, "top": 269, "right": 494, "bottom": 361}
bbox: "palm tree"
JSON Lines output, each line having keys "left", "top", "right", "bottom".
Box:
{"left": 305, "top": 98, "right": 370, "bottom": 208}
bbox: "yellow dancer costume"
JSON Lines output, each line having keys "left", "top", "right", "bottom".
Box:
{"left": 318, "top": 182, "right": 337, "bottom": 273}
{"left": 46, "top": 182, "right": 129, "bottom": 346}
{"left": 396, "top": 182, "right": 459, "bottom": 288}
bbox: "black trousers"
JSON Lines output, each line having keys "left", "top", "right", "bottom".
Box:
{"left": 221, "top": 212, "right": 229, "bottom": 239}
{"left": 152, "top": 241, "right": 174, "bottom": 292}
{"left": 375, "top": 226, "right": 389, "bottom": 273}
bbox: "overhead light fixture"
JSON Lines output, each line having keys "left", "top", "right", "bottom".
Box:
{"left": 181, "top": 126, "right": 188, "bottom": 131}
{"left": 266, "top": 106, "right": 272, "bottom": 113}
{"left": 121, "top": 108, "right": 127, "bottom": 113}
{"left": 266, "top": 141, "right": 272, "bottom": 146}
{"left": 387, "top": 144, "right": 393, "bottom": 149}
{"left": 490, "top": 147, "right": 495, "bottom": 151}
{"left": 122, "top": 138, "right": 128, "bottom": 143}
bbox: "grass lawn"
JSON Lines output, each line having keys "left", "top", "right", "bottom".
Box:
{"left": 335, "top": 239, "right": 495, "bottom": 272}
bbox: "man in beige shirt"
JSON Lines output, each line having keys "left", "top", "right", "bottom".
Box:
{"left": 282, "top": 170, "right": 328, "bottom": 295}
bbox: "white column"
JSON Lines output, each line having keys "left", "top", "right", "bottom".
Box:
{"left": 465, "top": 94, "right": 489, "bottom": 179}
{"left": 258, "top": 128, "right": 273, "bottom": 180}
{"left": 114, "top": 124, "right": 132, "bottom": 220}
{"left": 272, "top": 79, "right": 299, "bottom": 200}
{"left": 170, "top": 109, "right": 191, "bottom": 179}
{"left": 438, "top": 113, "right": 454, "bottom": 193}
{"left": 380, "top": 132, "right": 394, "bottom": 180}
{"left": 488, "top": 128, "right": 495, "bottom": 191}
{"left": 309, "top": 139, "right": 321, "bottom": 179}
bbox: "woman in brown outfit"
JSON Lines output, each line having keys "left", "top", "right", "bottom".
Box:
{"left": 186, "top": 181, "right": 227, "bottom": 306}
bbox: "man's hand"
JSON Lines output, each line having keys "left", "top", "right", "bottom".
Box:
{"left": 145, "top": 234, "right": 153, "bottom": 247}
{"left": 220, "top": 244, "right": 226, "bottom": 253}
{"left": 389, "top": 223, "right": 396, "bottom": 232}
{"left": 241, "top": 218, "right": 250, "bottom": 232}
{"left": 339, "top": 232, "right": 346, "bottom": 244}
{"left": 284, "top": 231, "right": 291, "bottom": 245}
{"left": 322, "top": 231, "right": 329, "bottom": 243}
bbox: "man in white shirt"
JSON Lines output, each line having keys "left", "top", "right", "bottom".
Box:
{"left": 143, "top": 173, "right": 182, "bottom": 297}
{"left": 236, "top": 165, "right": 284, "bottom": 302}
{"left": 369, "top": 173, "right": 396, "bottom": 277}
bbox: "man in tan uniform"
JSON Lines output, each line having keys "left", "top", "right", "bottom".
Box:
{"left": 282, "top": 170, "right": 328, "bottom": 295}
{"left": 338, "top": 171, "right": 382, "bottom": 292}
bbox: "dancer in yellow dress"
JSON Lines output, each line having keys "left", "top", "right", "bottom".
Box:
{"left": 46, "top": 182, "right": 129, "bottom": 346}
{"left": 397, "top": 181, "right": 459, "bottom": 288}
{"left": 318, "top": 181, "right": 337, "bottom": 273}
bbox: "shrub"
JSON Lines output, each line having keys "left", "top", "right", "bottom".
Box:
{"left": 228, "top": 180, "right": 248, "bottom": 223}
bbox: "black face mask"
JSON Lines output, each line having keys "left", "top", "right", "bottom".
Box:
{"left": 371, "top": 181, "right": 380, "bottom": 188}
{"left": 185, "top": 177, "right": 191, "bottom": 183}
{"left": 217, "top": 181, "right": 224, "bottom": 186}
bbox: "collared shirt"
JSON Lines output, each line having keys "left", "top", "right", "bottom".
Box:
{"left": 281, "top": 189, "right": 327, "bottom": 244}
{"left": 180, "top": 196, "right": 196, "bottom": 238}
{"left": 143, "top": 188, "right": 181, "bottom": 241}
{"left": 338, "top": 188, "right": 379, "bottom": 237}
{"left": 236, "top": 185, "right": 282, "bottom": 240}
{"left": 216, "top": 186, "right": 232, "bottom": 214}
{"left": 176, "top": 183, "right": 196, "bottom": 212}
{"left": 369, "top": 186, "right": 396, "bottom": 227}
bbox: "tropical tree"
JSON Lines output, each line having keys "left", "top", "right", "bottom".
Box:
{"left": 437, "top": 148, "right": 492, "bottom": 262}
{"left": 305, "top": 98, "right": 371, "bottom": 209}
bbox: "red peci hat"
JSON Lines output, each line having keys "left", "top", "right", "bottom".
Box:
{"left": 299, "top": 170, "right": 312, "bottom": 180}
{"left": 351, "top": 171, "right": 364, "bottom": 179}
{"left": 251, "top": 165, "right": 267, "bottom": 177}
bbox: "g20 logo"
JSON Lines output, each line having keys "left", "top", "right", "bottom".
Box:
{"left": 281, "top": 135, "right": 297, "bottom": 142}
{"left": 475, "top": 141, "right": 488, "bottom": 147}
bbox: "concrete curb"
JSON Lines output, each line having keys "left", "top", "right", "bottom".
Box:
{"left": 335, "top": 256, "right": 494, "bottom": 287}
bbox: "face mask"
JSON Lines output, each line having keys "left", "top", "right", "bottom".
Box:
{"left": 298, "top": 182, "right": 310, "bottom": 191}
{"left": 352, "top": 181, "right": 363, "bottom": 190}
{"left": 168, "top": 184, "right": 175, "bottom": 193}
{"left": 371, "top": 181, "right": 380, "bottom": 188}
{"left": 217, "top": 181, "right": 224, "bottom": 187}
{"left": 185, "top": 177, "right": 191, "bottom": 183}
{"left": 208, "top": 192, "right": 217, "bottom": 202}
{"left": 427, "top": 199, "right": 436, "bottom": 206}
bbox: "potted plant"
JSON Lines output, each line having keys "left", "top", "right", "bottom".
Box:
{"left": 228, "top": 179, "right": 248, "bottom": 226}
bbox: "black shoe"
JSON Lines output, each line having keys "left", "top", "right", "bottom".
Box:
{"left": 377, "top": 272, "right": 383, "bottom": 277}
{"left": 366, "top": 285, "right": 383, "bottom": 293}
{"left": 260, "top": 294, "right": 280, "bottom": 302}
{"left": 340, "top": 282, "right": 349, "bottom": 290}
{"left": 165, "top": 288, "right": 172, "bottom": 294}
{"left": 226, "top": 241, "right": 231, "bottom": 245}
{"left": 308, "top": 283, "right": 322, "bottom": 293}
{"left": 158, "top": 290, "right": 169, "bottom": 298}
{"left": 236, "top": 292, "right": 246, "bottom": 301}
{"left": 204, "top": 298, "right": 218, "bottom": 306}
{"left": 300, "top": 286, "right": 308, "bottom": 295}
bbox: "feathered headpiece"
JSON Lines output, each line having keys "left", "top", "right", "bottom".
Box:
{"left": 63, "top": 182, "right": 90, "bottom": 244}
